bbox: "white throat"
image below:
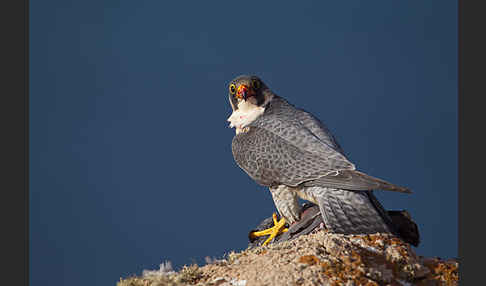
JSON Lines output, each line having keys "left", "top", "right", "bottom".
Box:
{"left": 227, "top": 101, "right": 264, "bottom": 134}
{"left": 227, "top": 94, "right": 273, "bottom": 134}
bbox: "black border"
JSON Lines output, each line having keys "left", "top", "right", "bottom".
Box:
{"left": 459, "top": 0, "right": 483, "bottom": 284}
{"left": 0, "top": 0, "right": 28, "bottom": 285}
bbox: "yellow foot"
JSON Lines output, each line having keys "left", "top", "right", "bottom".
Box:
{"left": 249, "top": 213, "right": 289, "bottom": 246}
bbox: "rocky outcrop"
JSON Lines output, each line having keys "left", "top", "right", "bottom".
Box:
{"left": 117, "top": 230, "right": 458, "bottom": 286}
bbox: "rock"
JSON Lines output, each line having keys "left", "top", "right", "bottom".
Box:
{"left": 118, "top": 231, "right": 458, "bottom": 286}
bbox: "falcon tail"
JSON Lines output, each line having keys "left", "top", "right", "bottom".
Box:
{"left": 313, "top": 187, "right": 393, "bottom": 235}
{"left": 312, "top": 187, "right": 420, "bottom": 246}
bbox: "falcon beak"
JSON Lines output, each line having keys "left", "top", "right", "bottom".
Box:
{"left": 236, "top": 84, "right": 255, "bottom": 100}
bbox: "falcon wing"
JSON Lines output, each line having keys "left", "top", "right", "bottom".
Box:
{"left": 232, "top": 125, "right": 411, "bottom": 193}
{"left": 250, "top": 111, "right": 354, "bottom": 168}
{"left": 302, "top": 170, "right": 411, "bottom": 193}
{"left": 231, "top": 126, "right": 354, "bottom": 187}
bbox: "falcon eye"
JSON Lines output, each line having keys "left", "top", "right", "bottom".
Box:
{"left": 229, "top": 84, "right": 237, "bottom": 95}
{"left": 251, "top": 79, "right": 261, "bottom": 90}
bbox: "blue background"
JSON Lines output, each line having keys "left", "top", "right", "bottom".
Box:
{"left": 30, "top": 1, "right": 457, "bottom": 285}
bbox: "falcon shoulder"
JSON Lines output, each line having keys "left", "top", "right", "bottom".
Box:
{"left": 294, "top": 107, "right": 346, "bottom": 155}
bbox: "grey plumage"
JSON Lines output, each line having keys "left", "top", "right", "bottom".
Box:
{"left": 232, "top": 96, "right": 410, "bottom": 194}
{"left": 312, "top": 188, "right": 393, "bottom": 234}
{"left": 228, "top": 75, "right": 415, "bottom": 240}
{"left": 232, "top": 125, "right": 350, "bottom": 187}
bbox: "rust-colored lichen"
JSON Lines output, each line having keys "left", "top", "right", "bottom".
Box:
{"left": 298, "top": 255, "right": 320, "bottom": 265}
{"left": 422, "top": 258, "right": 459, "bottom": 285}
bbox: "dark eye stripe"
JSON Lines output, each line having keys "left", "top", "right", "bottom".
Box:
{"left": 229, "top": 93, "right": 239, "bottom": 110}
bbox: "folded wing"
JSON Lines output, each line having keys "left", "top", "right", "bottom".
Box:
{"left": 232, "top": 124, "right": 410, "bottom": 193}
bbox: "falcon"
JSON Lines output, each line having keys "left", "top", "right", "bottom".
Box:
{"left": 227, "top": 75, "right": 415, "bottom": 246}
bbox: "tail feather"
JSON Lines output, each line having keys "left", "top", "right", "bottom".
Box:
{"left": 312, "top": 187, "right": 393, "bottom": 234}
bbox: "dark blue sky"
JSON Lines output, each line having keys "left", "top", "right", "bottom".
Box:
{"left": 30, "top": 1, "right": 457, "bottom": 285}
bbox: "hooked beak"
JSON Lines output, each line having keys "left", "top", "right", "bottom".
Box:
{"left": 236, "top": 84, "right": 255, "bottom": 100}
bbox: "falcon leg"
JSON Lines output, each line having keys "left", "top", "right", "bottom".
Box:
{"left": 249, "top": 186, "right": 302, "bottom": 246}
{"left": 249, "top": 213, "right": 288, "bottom": 246}
{"left": 269, "top": 185, "right": 302, "bottom": 224}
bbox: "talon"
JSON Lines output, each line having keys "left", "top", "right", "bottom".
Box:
{"left": 249, "top": 213, "right": 288, "bottom": 246}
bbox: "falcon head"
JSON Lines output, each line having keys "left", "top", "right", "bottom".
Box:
{"left": 227, "top": 75, "right": 274, "bottom": 133}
